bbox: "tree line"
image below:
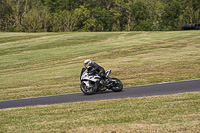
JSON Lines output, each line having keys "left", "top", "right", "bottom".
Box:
{"left": 0, "top": 0, "right": 199, "bottom": 32}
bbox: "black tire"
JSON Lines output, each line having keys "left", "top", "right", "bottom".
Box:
{"left": 80, "top": 82, "right": 95, "bottom": 95}
{"left": 111, "top": 78, "right": 123, "bottom": 92}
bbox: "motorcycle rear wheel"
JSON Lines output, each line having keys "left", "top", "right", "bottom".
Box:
{"left": 80, "top": 82, "right": 95, "bottom": 95}
{"left": 111, "top": 78, "right": 123, "bottom": 92}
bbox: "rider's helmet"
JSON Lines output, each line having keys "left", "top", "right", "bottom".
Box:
{"left": 84, "top": 59, "right": 91, "bottom": 69}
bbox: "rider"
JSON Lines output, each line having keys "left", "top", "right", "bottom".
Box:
{"left": 83, "top": 59, "right": 106, "bottom": 90}
{"left": 84, "top": 59, "right": 105, "bottom": 77}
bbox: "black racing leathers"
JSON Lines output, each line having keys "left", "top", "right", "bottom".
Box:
{"left": 87, "top": 62, "right": 106, "bottom": 91}
{"left": 87, "top": 62, "right": 105, "bottom": 78}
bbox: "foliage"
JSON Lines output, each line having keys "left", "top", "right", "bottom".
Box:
{"left": 161, "top": 0, "right": 182, "bottom": 30}
{"left": 0, "top": 0, "right": 200, "bottom": 32}
{"left": 134, "top": 19, "right": 154, "bottom": 31}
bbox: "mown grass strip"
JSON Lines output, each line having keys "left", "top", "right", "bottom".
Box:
{"left": 0, "top": 92, "right": 199, "bottom": 132}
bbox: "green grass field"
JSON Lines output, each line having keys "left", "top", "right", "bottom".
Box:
{"left": 0, "top": 31, "right": 200, "bottom": 101}
{"left": 0, "top": 31, "right": 200, "bottom": 132}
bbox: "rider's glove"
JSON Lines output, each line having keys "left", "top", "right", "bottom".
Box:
{"left": 99, "top": 71, "right": 104, "bottom": 77}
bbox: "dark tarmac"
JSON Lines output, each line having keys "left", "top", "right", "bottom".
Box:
{"left": 0, "top": 79, "right": 200, "bottom": 109}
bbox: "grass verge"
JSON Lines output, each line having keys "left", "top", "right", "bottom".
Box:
{"left": 0, "top": 92, "right": 199, "bottom": 133}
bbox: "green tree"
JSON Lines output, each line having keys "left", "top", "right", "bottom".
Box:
{"left": 21, "top": 0, "right": 51, "bottom": 32}
{"left": 180, "top": 0, "right": 200, "bottom": 24}
{"left": 93, "top": 7, "right": 112, "bottom": 31}
{"left": 110, "top": 3, "right": 123, "bottom": 31}
{"left": 161, "top": 0, "right": 181, "bottom": 30}
{"left": 110, "top": 0, "right": 135, "bottom": 31}
{"left": 134, "top": 19, "right": 154, "bottom": 31}
{"left": 131, "top": 0, "right": 150, "bottom": 30}
{"left": 43, "top": 0, "right": 83, "bottom": 12}
{"left": 22, "top": 7, "right": 44, "bottom": 32}
{"left": 62, "top": 9, "right": 82, "bottom": 32}
{"left": 113, "top": 0, "right": 134, "bottom": 31}
{"left": 192, "top": 0, "right": 200, "bottom": 23}
{"left": 1, "top": 0, "right": 199, "bottom": 32}
{"left": 52, "top": 12, "right": 63, "bottom": 32}
{"left": 0, "top": 0, "right": 12, "bottom": 31}
{"left": 52, "top": 8, "right": 82, "bottom": 32}
{"left": 76, "top": 5, "right": 95, "bottom": 31}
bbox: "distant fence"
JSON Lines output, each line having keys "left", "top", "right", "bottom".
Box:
{"left": 182, "top": 23, "right": 200, "bottom": 30}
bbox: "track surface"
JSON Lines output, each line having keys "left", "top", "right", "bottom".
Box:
{"left": 0, "top": 79, "right": 200, "bottom": 109}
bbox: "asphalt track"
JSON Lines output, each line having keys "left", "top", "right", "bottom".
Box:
{"left": 0, "top": 79, "right": 200, "bottom": 109}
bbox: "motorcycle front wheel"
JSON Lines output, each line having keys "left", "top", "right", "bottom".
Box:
{"left": 80, "top": 82, "right": 95, "bottom": 95}
{"left": 111, "top": 78, "right": 123, "bottom": 92}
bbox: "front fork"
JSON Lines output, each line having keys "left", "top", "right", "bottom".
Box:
{"left": 83, "top": 80, "right": 104, "bottom": 91}
{"left": 83, "top": 80, "right": 98, "bottom": 92}
{"left": 83, "top": 81, "right": 91, "bottom": 88}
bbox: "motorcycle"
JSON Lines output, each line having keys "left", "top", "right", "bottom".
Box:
{"left": 80, "top": 68, "right": 123, "bottom": 95}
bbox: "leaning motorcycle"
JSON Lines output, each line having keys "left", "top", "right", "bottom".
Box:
{"left": 80, "top": 68, "right": 123, "bottom": 95}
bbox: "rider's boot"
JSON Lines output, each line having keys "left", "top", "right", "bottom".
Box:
{"left": 94, "top": 81, "right": 100, "bottom": 92}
